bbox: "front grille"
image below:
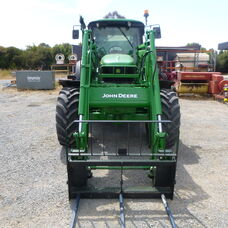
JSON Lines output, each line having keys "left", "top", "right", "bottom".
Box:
{"left": 101, "top": 66, "right": 137, "bottom": 75}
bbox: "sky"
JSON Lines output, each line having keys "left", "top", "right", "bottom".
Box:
{"left": 0, "top": 0, "right": 227, "bottom": 50}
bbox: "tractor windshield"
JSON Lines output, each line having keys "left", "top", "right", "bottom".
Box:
{"left": 92, "top": 26, "right": 142, "bottom": 57}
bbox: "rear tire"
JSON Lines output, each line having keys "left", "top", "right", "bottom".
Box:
{"left": 160, "top": 89, "right": 180, "bottom": 148}
{"left": 154, "top": 89, "right": 180, "bottom": 195}
{"left": 56, "top": 87, "right": 79, "bottom": 148}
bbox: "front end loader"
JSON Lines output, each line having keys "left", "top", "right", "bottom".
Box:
{"left": 56, "top": 17, "right": 180, "bottom": 200}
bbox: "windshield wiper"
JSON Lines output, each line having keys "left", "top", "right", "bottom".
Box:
{"left": 118, "top": 27, "right": 134, "bottom": 49}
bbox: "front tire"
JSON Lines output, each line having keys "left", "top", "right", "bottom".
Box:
{"left": 56, "top": 87, "right": 79, "bottom": 148}
{"left": 56, "top": 87, "right": 88, "bottom": 198}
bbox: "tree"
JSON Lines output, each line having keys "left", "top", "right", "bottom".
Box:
{"left": 216, "top": 51, "right": 228, "bottom": 73}
{"left": 0, "top": 46, "right": 7, "bottom": 68}
{"left": 104, "top": 11, "right": 125, "bottom": 19}
{"left": 0, "top": 46, "right": 23, "bottom": 69}
{"left": 22, "top": 44, "right": 53, "bottom": 70}
{"left": 186, "top": 42, "right": 203, "bottom": 50}
{"left": 36, "top": 44, "right": 53, "bottom": 69}
{"left": 0, "top": 43, "right": 72, "bottom": 69}
{"left": 39, "top": 43, "right": 51, "bottom": 48}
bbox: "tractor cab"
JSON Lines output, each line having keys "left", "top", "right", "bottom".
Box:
{"left": 88, "top": 19, "right": 144, "bottom": 59}
{"left": 88, "top": 19, "right": 145, "bottom": 83}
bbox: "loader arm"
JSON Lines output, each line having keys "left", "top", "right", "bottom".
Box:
{"left": 74, "top": 30, "right": 92, "bottom": 151}
{"left": 145, "top": 30, "right": 167, "bottom": 153}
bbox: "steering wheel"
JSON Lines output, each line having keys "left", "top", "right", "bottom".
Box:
{"left": 97, "top": 47, "right": 106, "bottom": 57}
{"left": 109, "top": 46, "right": 123, "bottom": 54}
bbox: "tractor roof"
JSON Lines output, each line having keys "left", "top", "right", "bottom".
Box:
{"left": 88, "top": 19, "right": 145, "bottom": 34}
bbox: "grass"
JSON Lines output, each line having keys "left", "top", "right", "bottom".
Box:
{"left": 0, "top": 70, "right": 68, "bottom": 80}
{"left": 0, "top": 69, "right": 14, "bottom": 79}
{"left": 54, "top": 71, "right": 68, "bottom": 79}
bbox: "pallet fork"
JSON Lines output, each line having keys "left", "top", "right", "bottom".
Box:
{"left": 67, "top": 120, "right": 178, "bottom": 228}
{"left": 70, "top": 193, "right": 177, "bottom": 228}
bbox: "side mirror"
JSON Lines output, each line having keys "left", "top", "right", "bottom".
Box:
{"left": 153, "top": 26, "right": 161, "bottom": 39}
{"left": 72, "top": 30, "right": 79, "bottom": 39}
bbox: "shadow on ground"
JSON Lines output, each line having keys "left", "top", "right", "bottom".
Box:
{"left": 171, "top": 140, "right": 209, "bottom": 227}
{"left": 59, "top": 138, "right": 209, "bottom": 227}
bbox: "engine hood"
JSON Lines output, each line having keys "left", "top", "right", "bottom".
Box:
{"left": 100, "top": 54, "right": 134, "bottom": 66}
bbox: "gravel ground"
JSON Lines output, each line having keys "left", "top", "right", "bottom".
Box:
{"left": 0, "top": 87, "right": 228, "bottom": 228}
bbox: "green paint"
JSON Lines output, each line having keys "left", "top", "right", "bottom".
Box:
{"left": 72, "top": 19, "right": 173, "bottom": 161}
{"left": 101, "top": 54, "right": 135, "bottom": 66}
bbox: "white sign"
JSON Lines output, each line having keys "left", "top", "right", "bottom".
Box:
{"left": 27, "top": 76, "right": 41, "bottom": 83}
{"left": 102, "top": 93, "right": 138, "bottom": 98}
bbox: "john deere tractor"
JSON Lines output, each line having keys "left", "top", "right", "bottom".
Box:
{"left": 56, "top": 17, "right": 180, "bottom": 199}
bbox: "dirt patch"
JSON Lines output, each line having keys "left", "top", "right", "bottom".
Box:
{"left": 0, "top": 90, "right": 227, "bottom": 228}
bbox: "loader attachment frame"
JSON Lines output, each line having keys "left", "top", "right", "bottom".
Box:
{"left": 67, "top": 119, "right": 178, "bottom": 200}
{"left": 74, "top": 28, "right": 168, "bottom": 155}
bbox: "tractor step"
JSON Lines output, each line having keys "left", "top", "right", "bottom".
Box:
{"left": 69, "top": 193, "right": 177, "bottom": 228}
{"left": 69, "top": 186, "right": 174, "bottom": 199}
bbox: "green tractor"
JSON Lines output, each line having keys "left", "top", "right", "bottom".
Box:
{"left": 56, "top": 17, "right": 180, "bottom": 200}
